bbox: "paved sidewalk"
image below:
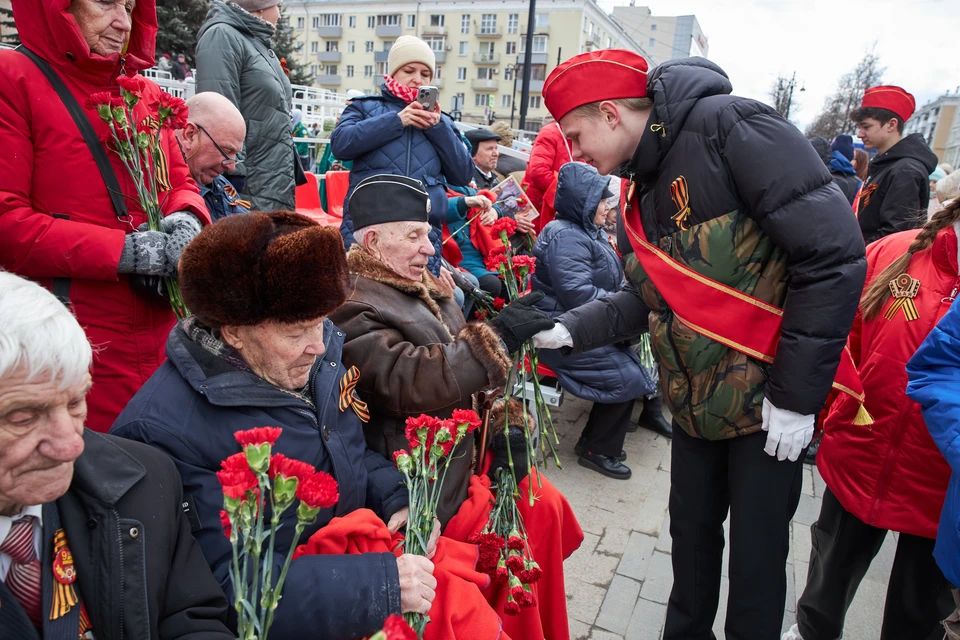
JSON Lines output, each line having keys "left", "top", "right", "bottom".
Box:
{"left": 548, "top": 396, "right": 895, "bottom": 640}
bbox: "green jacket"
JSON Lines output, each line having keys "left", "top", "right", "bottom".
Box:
{"left": 196, "top": 1, "right": 295, "bottom": 211}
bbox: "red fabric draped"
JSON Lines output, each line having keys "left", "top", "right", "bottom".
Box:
{"left": 293, "top": 509, "right": 508, "bottom": 640}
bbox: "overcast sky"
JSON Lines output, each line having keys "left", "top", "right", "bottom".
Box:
{"left": 598, "top": 0, "right": 960, "bottom": 132}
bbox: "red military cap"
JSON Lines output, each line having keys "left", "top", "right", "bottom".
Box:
{"left": 861, "top": 85, "right": 916, "bottom": 123}
{"left": 543, "top": 50, "right": 650, "bottom": 121}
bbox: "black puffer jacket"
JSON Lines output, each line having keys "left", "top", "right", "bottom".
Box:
{"left": 560, "top": 58, "right": 867, "bottom": 439}
{"left": 856, "top": 133, "right": 939, "bottom": 245}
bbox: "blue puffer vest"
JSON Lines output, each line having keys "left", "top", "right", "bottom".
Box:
{"left": 330, "top": 85, "right": 474, "bottom": 275}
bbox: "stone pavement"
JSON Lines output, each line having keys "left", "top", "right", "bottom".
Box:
{"left": 546, "top": 395, "right": 896, "bottom": 640}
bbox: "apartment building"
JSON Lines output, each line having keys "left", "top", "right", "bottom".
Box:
{"left": 612, "top": 4, "right": 708, "bottom": 63}
{"left": 904, "top": 91, "right": 960, "bottom": 163}
{"left": 285, "top": 0, "right": 652, "bottom": 127}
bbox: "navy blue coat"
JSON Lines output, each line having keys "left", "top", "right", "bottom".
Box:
{"left": 111, "top": 320, "right": 408, "bottom": 639}
{"left": 331, "top": 85, "right": 474, "bottom": 275}
{"left": 532, "top": 163, "right": 654, "bottom": 404}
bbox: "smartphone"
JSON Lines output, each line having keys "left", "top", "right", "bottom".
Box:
{"left": 417, "top": 86, "right": 439, "bottom": 112}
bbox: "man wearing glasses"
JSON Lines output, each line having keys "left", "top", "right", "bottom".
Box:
{"left": 176, "top": 93, "right": 250, "bottom": 221}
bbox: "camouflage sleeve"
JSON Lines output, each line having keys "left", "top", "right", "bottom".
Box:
{"left": 557, "top": 283, "right": 651, "bottom": 354}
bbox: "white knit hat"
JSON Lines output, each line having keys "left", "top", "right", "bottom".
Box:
{"left": 387, "top": 36, "right": 436, "bottom": 77}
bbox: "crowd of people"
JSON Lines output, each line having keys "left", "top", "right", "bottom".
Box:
{"left": 1, "top": 0, "right": 960, "bottom": 638}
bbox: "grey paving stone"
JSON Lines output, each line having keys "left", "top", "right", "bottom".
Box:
{"left": 792, "top": 520, "right": 812, "bottom": 567}
{"left": 785, "top": 561, "right": 796, "bottom": 613}
{"left": 597, "top": 526, "right": 632, "bottom": 557}
{"left": 616, "top": 531, "right": 657, "bottom": 582}
{"left": 655, "top": 513, "right": 672, "bottom": 553}
{"left": 567, "top": 580, "right": 607, "bottom": 626}
{"left": 595, "top": 575, "right": 642, "bottom": 635}
{"left": 587, "top": 629, "right": 625, "bottom": 640}
{"left": 813, "top": 466, "right": 827, "bottom": 498}
{"left": 638, "top": 551, "right": 673, "bottom": 604}
{"left": 569, "top": 618, "right": 592, "bottom": 640}
{"left": 792, "top": 493, "right": 821, "bottom": 527}
{"left": 802, "top": 466, "right": 815, "bottom": 497}
{"left": 625, "top": 597, "right": 667, "bottom": 640}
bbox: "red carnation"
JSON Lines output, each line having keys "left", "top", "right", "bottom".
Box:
{"left": 296, "top": 471, "right": 339, "bottom": 510}
{"left": 116, "top": 74, "right": 146, "bottom": 97}
{"left": 477, "top": 532, "right": 504, "bottom": 551}
{"left": 221, "top": 452, "right": 251, "bottom": 471}
{"left": 511, "top": 255, "right": 537, "bottom": 275}
{"left": 515, "top": 196, "right": 528, "bottom": 208}
{"left": 520, "top": 564, "right": 543, "bottom": 584}
{"left": 219, "top": 510, "right": 232, "bottom": 538}
{"left": 495, "top": 565, "right": 509, "bottom": 584}
{"left": 506, "top": 554, "right": 525, "bottom": 573}
{"left": 157, "top": 92, "right": 189, "bottom": 130}
{"left": 493, "top": 297, "right": 506, "bottom": 311}
{"left": 491, "top": 217, "right": 517, "bottom": 237}
{"left": 268, "top": 453, "right": 315, "bottom": 481}
{"left": 484, "top": 253, "right": 508, "bottom": 273}
{"left": 519, "top": 588, "right": 536, "bottom": 607}
{"left": 235, "top": 427, "right": 283, "bottom": 447}
{"left": 503, "top": 597, "right": 521, "bottom": 615}
{"left": 511, "top": 584, "right": 526, "bottom": 600}
{"left": 381, "top": 614, "right": 417, "bottom": 639}
{"left": 405, "top": 415, "right": 442, "bottom": 451}
{"left": 506, "top": 536, "right": 525, "bottom": 551}
{"left": 216, "top": 466, "right": 257, "bottom": 494}
{"left": 451, "top": 409, "right": 482, "bottom": 434}
{"left": 489, "top": 244, "right": 507, "bottom": 257}
{"left": 474, "top": 309, "right": 488, "bottom": 321}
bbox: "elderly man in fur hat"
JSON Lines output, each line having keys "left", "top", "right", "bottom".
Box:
{"left": 111, "top": 212, "right": 439, "bottom": 639}
{"left": 328, "top": 174, "right": 584, "bottom": 640}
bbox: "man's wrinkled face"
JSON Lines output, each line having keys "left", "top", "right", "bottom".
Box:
{"left": 226, "top": 319, "right": 326, "bottom": 391}
{"left": 68, "top": 0, "right": 135, "bottom": 57}
{"left": 474, "top": 140, "right": 500, "bottom": 174}
{"left": 370, "top": 221, "right": 436, "bottom": 281}
{"left": 182, "top": 121, "right": 245, "bottom": 187}
{"left": 0, "top": 371, "right": 89, "bottom": 516}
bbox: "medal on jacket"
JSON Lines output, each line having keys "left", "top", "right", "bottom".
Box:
{"left": 339, "top": 365, "right": 370, "bottom": 423}
{"left": 884, "top": 273, "right": 921, "bottom": 322}
{"left": 50, "top": 528, "right": 79, "bottom": 620}
{"left": 670, "top": 176, "right": 692, "bottom": 231}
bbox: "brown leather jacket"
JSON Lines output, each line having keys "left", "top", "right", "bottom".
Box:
{"left": 329, "top": 248, "right": 510, "bottom": 526}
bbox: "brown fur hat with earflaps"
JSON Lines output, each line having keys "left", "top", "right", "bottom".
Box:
{"left": 179, "top": 211, "right": 348, "bottom": 327}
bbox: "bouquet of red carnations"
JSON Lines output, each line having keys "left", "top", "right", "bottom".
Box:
{"left": 393, "top": 410, "right": 482, "bottom": 636}
{"left": 364, "top": 614, "right": 418, "bottom": 640}
{"left": 218, "top": 427, "right": 339, "bottom": 640}
{"left": 87, "top": 76, "right": 190, "bottom": 318}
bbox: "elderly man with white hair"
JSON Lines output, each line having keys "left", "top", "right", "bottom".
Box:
{"left": 175, "top": 92, "right": 250, "bottom": 221}
{"left": 0, "top": 272, "right": 232, "bottom": 639}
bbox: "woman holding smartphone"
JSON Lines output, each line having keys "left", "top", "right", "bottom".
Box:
{"left": 331, "top": 36, "right": 474, "bottom": 289}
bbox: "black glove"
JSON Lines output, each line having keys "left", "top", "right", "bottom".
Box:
{"left": 129, "top": 274, "right": 169, "bottom": 303}
{"left": 489, "top": 291, "right": 555, "bottom": 354}
{"left": 490, "top": 428, "right": 530, "bottom": 484}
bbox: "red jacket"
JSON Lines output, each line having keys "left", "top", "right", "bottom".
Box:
{"left": 0, "top": 0, "right": 208, "bottom": 432}
{"left": 818, "top": 226, "right": 960, "bottom": 538}
{"left": 521, "top": 122, "right": 575, "bottom": 213}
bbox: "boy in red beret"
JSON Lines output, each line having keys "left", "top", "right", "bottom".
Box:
{"left": 852, "top": 85, "right": 939, "bottom": 244}
{"left": 535, "top": 50, "right": 868, "bottom": 638}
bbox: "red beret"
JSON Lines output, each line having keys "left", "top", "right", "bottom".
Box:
{"left": 543, "top": 50, "right": 649, "bottom": 121}
{"left": 861, "top": 85, "right": 916, "bottom": 123}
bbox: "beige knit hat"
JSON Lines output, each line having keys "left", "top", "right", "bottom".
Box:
{"left": 232, "top": 0, "right": 282, "bottom": 11}
{"left": 387, "top": 36, "right": 436, "bottom": 77}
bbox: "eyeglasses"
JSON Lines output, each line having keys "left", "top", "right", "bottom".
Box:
{"left": 196, "top": 123, "right": 244, "bottom": 168}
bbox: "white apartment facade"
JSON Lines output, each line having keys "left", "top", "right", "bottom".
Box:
{"left": 611, "top": 5, "right": 708, "bottom": 64}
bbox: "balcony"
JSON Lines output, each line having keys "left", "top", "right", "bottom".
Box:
{"left": 585, "top": 34, "right": 596, "bottom": 46}
{"left": 528, "top": 79, "right": 545, "bottom": 93}
{"left": 421, "top": 25, "right": 447, "bottom": 36}
{"left": 471, "top": 78, "right": 499, "bottom": 91}
{"left": 315, "top": 51, "right": 341, "bottom": 62}
{"left": 434, "top": 50, "right": 447, "bottom": 64}
{"left": 474, "top": 24, "right": 503, "bottom": 38}
{"left": 432, "top": 78, "right": 444, "bottom": 89}
{"left": 315, "top": 75, "right": 342, "bottom": 86}
{"left": 374, "top": 51, "right": 391, "bottom": 63}
{"left": 524, "top": 52, "right": 549, "bottom": 65}
{"left": 473, "top": 53, "right": 500, "bottom": 65}
{"left": 375, "top": 24, "right": 402, "bottom": 38}
{"left": 521, "top": 24, "right": 550, "bottom": 36}
{"left": 314, "top": 26, "right": 342, "bottom": 38}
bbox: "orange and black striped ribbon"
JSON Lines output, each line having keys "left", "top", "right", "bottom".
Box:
{"left": 339, "top": 365, "right": 370, "bottom": 423}
{"left": 670, "top": 176, "right": 692, "bottom": 231}
{"left": 223, "top": 183, "right": 252, "bottom": 209}
{"left": 49, "top": 529, "right": 77, "bottom": 620}
{"left": 883, "top": 273, "right": 921, "bottom": 322}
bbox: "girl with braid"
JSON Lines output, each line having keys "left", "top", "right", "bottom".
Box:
{"left": 785, "top": 198, "right": 960, "bottom": 640}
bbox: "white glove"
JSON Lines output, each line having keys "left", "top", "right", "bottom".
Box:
{"left": 532, "top": 323, "right": 573, "bottom": 349}
{"left": 761, "top": 398, "right": 815, "bottom": 462}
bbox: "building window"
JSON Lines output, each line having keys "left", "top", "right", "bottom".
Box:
{"left": 377, "top": 14, "right": 400, "bottom": 26}
{"left": 501, "top": 94, "right": 511, "bottom": 108}
{"left": 506, "top": 42, "right": 517, "bottom": 55}
{"left": 324, "top": 65, "right": 338, "bottom": 76}
{"left": 649, "top": 38, "right": 655, "bottom": 47}
{"left": 365, "top": 41, "right": 374, "bottom": 53}
{"left": 326, "top": 41, "right": 339, "bottom": 51}
{"left": 382, "top": 40, "right": 394, "bottom": 51}
{"left": 650, "top": 23, "right": 657, "bottom": 31}
{"left": 296, "top": 17, "right": 304, "bottom": 29}
{"left": 348, "top": 16, "right": 356, "bottom": 28}
{"left": 528, "top": 95, "right": 541, "bottom": 109}
{"left": 407, "top": 15, "right": 416, "bottom": 29}
{"left": 480, "top": 14, "right": 497, "bottom": 34}
{"left": 346, "top": 65, "right": 354, "bottom": 77}
{"left": 504, "top": 67, "right": 513, "bottom": 81}
{"left": 459, "top": 41, "right": 468, "bottom": 56}
{"left": 508, "top": 14, "right": 518, "bottom": 34}
{"left": 347, "top": 41, "right": 355, "bottom": 53}
{"left": 475, "top": 93, "right": 492, "bottom": 107}
{"left": 461, "top": 14, "right": 470, "bottom": 34}
{"left": 535, "top": 13, "right": 548, "bottom": 27}
{"left": 588, "top": 22, "right": 594, "bottom": 36}
{"left": 430, "top": 15, "right": 444, "bottom": 27}
{"left": 310, "top": 64, "right": 318, "bottom": 76}
{"left": 519, "top": 36, "right": 547, "bottom": 54}
{"left": 320, "top": 14, "right": 341, "bottom": 26}
{"left": 423, "top": 36, "right": 446, "bottom": 52}
{"left": 477, "top": 67, "right": 494, "bottom": 80}
{"left": 606, "top": 37, "right": 611, "bottom": 48}
{"left": 457, "top": 67, "right": 466, "bottom": 81}
{"left": 367, "top": 16, "right": 375, "bottom": 28}
{"left": 311, "top": 41, "right": 319, "bottom": 53}
{"left": 480, "top": 41, "right": 496, "bottom": 56}
{"left": 364, "top": 65, "right": 373, "bottom": 77}
{"left": 375, "top": 61, "right": 388, "bottom": 76}
{"left": 312, "top": 17, "right": 319, "bottom": 29}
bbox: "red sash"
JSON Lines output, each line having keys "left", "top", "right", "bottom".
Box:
{"left": 620, "top": 181, "right": 871, "bottom": 419}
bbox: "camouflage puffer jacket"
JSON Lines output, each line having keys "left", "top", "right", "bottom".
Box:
{"left": 563, "top": 58, "right": 867, "bottom": 440}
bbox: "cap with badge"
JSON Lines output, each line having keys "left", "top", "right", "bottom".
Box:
{"left": 543, "top": 50, "right": 650, "bottom": 122}
{"left": 860, "top": 85, "right": 916, "bottom": 124}
{"left": 349, "top": 175, "right": 432, "bottom": 230}
{"left": 464, "top": 129, "right": 502, "bottom": 156}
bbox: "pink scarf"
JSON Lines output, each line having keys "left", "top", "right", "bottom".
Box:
{"left": 383, "top": 75, "right": 420, "bottom": 103}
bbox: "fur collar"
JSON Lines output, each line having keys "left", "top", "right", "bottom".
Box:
{"left": 347, "top": 246, "right": 454, "bottom": 334}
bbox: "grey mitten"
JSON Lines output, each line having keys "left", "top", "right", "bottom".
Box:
{"left": 160, "top": 211, "right": 202, "bottom": 275}
{"left": 118, "top": 229, "right": 169, "bottom": 276}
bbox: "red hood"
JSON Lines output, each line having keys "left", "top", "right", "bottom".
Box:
{"left": 12, "top": 0, "right": 158, "bottom": 85}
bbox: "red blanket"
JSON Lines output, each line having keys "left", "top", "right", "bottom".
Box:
{"left": 292, "top": 509, "right": 508, "bottom": 640}
{"left": 445, "top": 472, "right": 584, "bottom": 640}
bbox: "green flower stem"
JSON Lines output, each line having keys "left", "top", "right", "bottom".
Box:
{"left": 263, "top": 520, "right": 307, "bottom": 635}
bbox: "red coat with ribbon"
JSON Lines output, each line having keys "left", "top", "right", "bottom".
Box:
{"left": 818, "top": 226, "right": 960, "bottom": 538}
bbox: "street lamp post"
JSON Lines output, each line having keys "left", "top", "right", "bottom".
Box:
{"left": 518, "top": 0, "right": 536, "bottom": 130}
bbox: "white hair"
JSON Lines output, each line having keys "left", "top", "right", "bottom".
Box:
{"left": 0, "top": 272, "right": 92, "bottom": 389}
{"left": 354, "top": 223, "right": 386, "bottom": 248}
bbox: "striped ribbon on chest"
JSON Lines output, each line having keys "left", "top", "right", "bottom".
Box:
{"left": 339, "top": 365, "right": 370, "bottom": 423}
